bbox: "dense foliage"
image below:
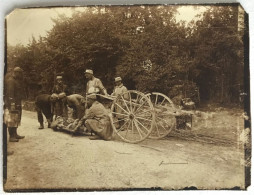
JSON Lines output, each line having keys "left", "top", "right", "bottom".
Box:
{"left": 6, "top": 5, "right": 246, "bottom": 105}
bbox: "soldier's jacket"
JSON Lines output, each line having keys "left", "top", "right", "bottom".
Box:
{"left": 4, "top": 75, "right": 25, "bottom": 110}
{"left": 51, "top": 83, "right": 70, "bottom": 117}
{"left": 4, "top": 75, "right": 25, "bottom": 127}
{"left": 35, "top": 94, "right": 52, "bottom": 117}
{"left": 52, "top": 83, "right": 68, "bottom": 95}
{"left": 35, "top": 94, "right": 53, "bottom": 123}
{"left": 86, "top": 77, "right": 107, "bottom": 95}
{"left": 111, "top": 84, "right": 128, "bottom": 119}
{"left": 35, "top": 94, "right": 51, "bottom": 108}
{"left": 85, "top": 101, "right": 113, "bottom": 140}
{"left": 111, "top": 84, "right": 128, "bottom": 98}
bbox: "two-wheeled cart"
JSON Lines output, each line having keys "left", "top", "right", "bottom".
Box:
{"left": 98, "top": 90, "right": 176, "bottom": 143}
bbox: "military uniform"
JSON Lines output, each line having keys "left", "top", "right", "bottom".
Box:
{"left": 35, "top": 94, "right": 53, "bottom": 129}
{"left": 86, "top": 77, "right": 107, "bottom": 95}
{"left": 112, "top": 84, "right": 128, "bottom": 97}
{"left": 4, "top": 69, "right": 26, "bottom": 142}
{"left": 52, "top": 83, "right": 68, "bottom": 117}
{"left": 84, "top": 101, "right": 113, "bottom": 140}
{"left": 66, "top": 94, "right": 85, "bottom": 119}
{"left": 111, "top": 82, "right": 128, "bottom": 125}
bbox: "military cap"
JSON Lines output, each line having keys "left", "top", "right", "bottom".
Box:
{"left": 56, "top": 75, "right": 63, "bottom": 80}
{"left": 13, "top": 67, "right": 23, "bottom": 72}
{"left": 114, "top": 77, "right": 122, "bottom": 82}
{"left": 85, "top": 69, "right": 93, "bottom": 75}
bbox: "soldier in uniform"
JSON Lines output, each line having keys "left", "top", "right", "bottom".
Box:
{"left": 66, "top": 94, "right": 86, "bottom": 119}
{"left": 111, "top": 77, "right": 128, "bottom": 127}
{"left": 4, "top": 67, "right": 25, "bottom": 142}
{"left": 51, "top": 75, "right": 68, "bottom": 118}
{"left": 74, "top": 93, "right": 113, "bottom": 140}
{"left": 111, "top": 77, "right": 128, "bottom": 97}
{"left": 85, "top": 69, "right": 108, "bottom": 95}
{"left": 35, "top": 94, "right": 54, "bottom": 129}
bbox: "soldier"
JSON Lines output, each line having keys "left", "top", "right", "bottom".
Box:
{"left": 66, "top": 94, "right": 86, "bottom": 119}
{"left": 74, "top": 93, "right": 113, "bottom": 140}
{"left": 85, "top": 69, "right": 108, "bottom": 95}
{"left": 4, "top": 67, "right": 25, "bottom": 142}
{"left": 52, "top": 75, "right": 68, "bottom": 118}
{"left": 111, "top": 77, "right": 128, "bottom": 128}
{"left": 111, "top": 77, "right": 128, "bottom": 97}
{"left": 35, "top": 94, "right": 54, "bottom": 129}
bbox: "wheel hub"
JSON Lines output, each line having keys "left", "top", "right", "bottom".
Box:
{"left": 129, "top": 113, "right": 134, "bottom": 120}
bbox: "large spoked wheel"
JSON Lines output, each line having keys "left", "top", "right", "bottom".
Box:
{"left": 110, "top": 90, "right": 155, "bottom": 143}
{"left": 147, "top": 92, "right": 176, "bottom": 139}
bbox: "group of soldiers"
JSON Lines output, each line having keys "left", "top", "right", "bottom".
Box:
{"left": 4, "top": 67, "right": 128, "bottom": 145}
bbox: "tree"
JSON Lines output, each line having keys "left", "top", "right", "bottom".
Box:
{"left": 187, "top": 5, "right": 244, "bottom": 103}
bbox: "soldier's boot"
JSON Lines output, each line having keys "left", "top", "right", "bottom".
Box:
{"left": 38, "top": 123, "right": 44, "bottom": 129}
{"left": 47, "top": 119, "right": 52, "bottom": 128}
{"left": 14, "top": 128, "right": 25, "bottom": 139}
{"left": 8, "top": 128, "right": 19, "bottom": 142}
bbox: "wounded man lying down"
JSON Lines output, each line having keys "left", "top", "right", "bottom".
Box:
{"left": 51, "top": 93, "right": 113, "bottom": 141}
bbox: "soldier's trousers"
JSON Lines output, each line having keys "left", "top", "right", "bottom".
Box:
{"left": 35, "top": 103, "right": 53, "bottom": 125}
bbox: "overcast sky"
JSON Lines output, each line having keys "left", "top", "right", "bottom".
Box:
{"left": 6, "top": 6, "right": 206, "bottom": 46}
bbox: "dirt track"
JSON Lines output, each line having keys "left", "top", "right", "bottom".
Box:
{"left": 4, "top": 110, "right": 245, "bottom": 191}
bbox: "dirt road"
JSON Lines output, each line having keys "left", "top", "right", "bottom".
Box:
{"left": 4, "top": 110, "right": 245, "bottom": 191}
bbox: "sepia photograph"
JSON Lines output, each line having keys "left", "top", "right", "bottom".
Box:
{"left": 3, "top": 3, "right": 251, "bottom": 191}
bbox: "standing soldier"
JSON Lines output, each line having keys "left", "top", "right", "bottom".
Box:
{"left": 85, "top": 69, "right": 108, "bottom": 95}
{"left": 52, "top": 75, "right": 68, "bottom": 118}
{"left": 4, "top": 67, "right": 25, "bottom": 142}
{"left": 111, "top": 77, "right": 128, "bottom": 127}
{"left": 111, "top": 77, "right": 128, "bottom": 97}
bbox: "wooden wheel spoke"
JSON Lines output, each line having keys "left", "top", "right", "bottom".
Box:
{"left": 160, "top": 97, "right": 166, "bottom": 105}
{"left": 135, "top": 119, "right": 150, "bottom": 133}
{"left": 112, "top": 111, "right": 129, "bottom": 117}
{"left": 116, "top": 119, "right": 130, "bottom": 133}
{"left": 147, "top": 94, "right": 151, "bottom": 103}
{"left": 124, "top": 120, "right": 132, "bottom": 138}
{"left": 113, "top": 118, "right": 128, "bottom": 124}
{"left": 156, "top": 115, "right": 172, "bottom": 127}
{"left": 157, "top": 121, "right": 169, "bottom": 132}
{"left": 155, "top": 122, "right": 161, "bottom": 137}
{"left": 120, "top": 95, "right": 131, "bottom": 113}
{"left": 113, "top": 102, "right": 129, "bottom": 114}
{"left": 136, "top": 93, "right": 143, "bottom": 103}
{"left": 134, "top": 120, "right": 145, "bottom": 138}
{"left": 134, "top": 100, "right": 148, "bottom": 114}
{"left": 135, "top": 116, "right": 152, "bottom": 122}
{"left": 135, "top": 108, "right": 151, "bottom": 115}
{"left": 128, "top": 92, "right": 133, "bottom": 112}
{"left": 155, "top": 94, "right": 158, "bottom": 105}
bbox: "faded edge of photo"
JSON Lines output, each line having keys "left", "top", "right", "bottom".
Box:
{"left": 3, "top": 3, "right": 252, "bottom": 191}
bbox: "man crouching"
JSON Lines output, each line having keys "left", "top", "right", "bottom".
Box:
{"left": 74, "top": 93, "right": 113, "bottom": 140}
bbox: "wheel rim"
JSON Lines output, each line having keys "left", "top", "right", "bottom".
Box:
{"left": 111, "top": 90, "right": 155, "bottom": 143}
{"left": 148, "top": 92, "right": 176, "bottom": 139}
